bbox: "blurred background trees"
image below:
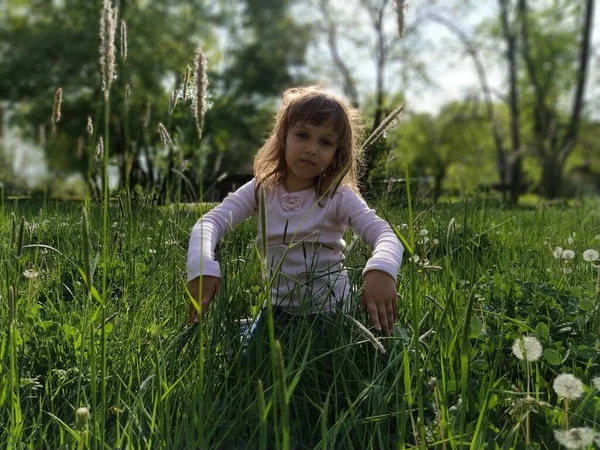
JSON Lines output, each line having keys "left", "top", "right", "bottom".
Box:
{"left": 0, "top": 0, "right": 597, "bottom": 202}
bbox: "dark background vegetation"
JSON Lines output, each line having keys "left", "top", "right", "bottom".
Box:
{"left": 0, "top": 0, "right": 598, "bottom": 204}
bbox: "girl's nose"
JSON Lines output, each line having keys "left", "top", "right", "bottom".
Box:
{"left": 305, "top": 143, "right": 317, "bottom": 154}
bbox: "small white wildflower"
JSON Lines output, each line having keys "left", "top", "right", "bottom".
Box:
{"left": 149, "top": 249, "right": 156, "bottom": 255}
{"left": 563, "top": 267, "right": 573, "bottom": 274}
{"left": 433, "top": 238, "right": 439, "bottom": 245}
{"left": 23, "top": 269, "right": 39, "bottom": 279}
{"left": 582, "top": 249, "right": 598, "bottom": 262}
{"left": 410, "top": 255, "right": 420, "bottom": 263}
{"left": 553, "top": 373, "right": 584, "bottom": 400}
{"left": 553, "top": 427, "right": 595, "bottom": 449}
{"left": 111, "top": 222, "right": 118, "bottom": 228}
{"left": 562, "top": 249, "right": 575, "bottom": 260}
{"left": 419, "top": 229, "right": 429, "bottom": 236}
{"left": 422, "top": 236, "right": 430, "bottom": 244}
{"left": 592, "top": 376, "right": 600, "bottom": 391}
{"left": 553, "top": 246, "right": 564, "bottom": 259}
{"left": 511, "top": 336, "right": 543, "bottom": 362}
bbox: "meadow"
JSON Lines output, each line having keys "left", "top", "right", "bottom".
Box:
{"left": 1, "top": 192, "right": 599, "bottom": 449}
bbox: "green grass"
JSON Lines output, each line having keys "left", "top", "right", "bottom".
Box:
{"left": 1, "top": 194, "right": 600, "bottom": 449}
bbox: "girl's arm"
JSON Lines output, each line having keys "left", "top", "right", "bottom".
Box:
{"left": 336, "top": 187, "right": 404, "bottom": 281}
{"left": 186, "top": 179, "right": 257, "bottom": 283}
{"left": 336, "top": 187, "right": 404, "bottom": 334}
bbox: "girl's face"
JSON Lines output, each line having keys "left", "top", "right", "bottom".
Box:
{"left": 283, "top": 121, "right": 338, "bottom": 192}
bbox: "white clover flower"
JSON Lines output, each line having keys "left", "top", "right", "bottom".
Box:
{"left": 23, "top": 269, "right": 39, "bottom": 279}
{"left": 592, "top": 376, "right": 600, "bottom": 391}
{"left": 511, "top": 336, "right": 542, "bottom": 361}
{"left": 553, "top": 373, "right": 584, "bottom": 400}
{"left": 553, "top": 427, "right": 595, "bottom": 449}
{"left": 582, "top": 249, "right": 599, "bottom": 262}
{"left": 561, "top": 249, "right": 575, "bottom": 260}
{"left": 553, "top": 246, "right": 564, "bottom": 259}
{"left": 419, "top": 229, "right": 429, "bottom": 236}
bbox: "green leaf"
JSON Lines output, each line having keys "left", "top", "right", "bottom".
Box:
{"left": 543, "top": 348, "right": 562, "bottom": 366}
{"left": 535, "top": 322, "right": 549, "bottom": 341}
{"left": 578, "top": 299, "right": 593, "bottom": 312}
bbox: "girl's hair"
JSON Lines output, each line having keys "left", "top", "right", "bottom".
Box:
{"left": 254, "top": 86, "right": 364, "bottom": 201}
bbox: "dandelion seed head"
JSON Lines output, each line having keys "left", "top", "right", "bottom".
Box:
{"left": 410, "top": 255, "right": 420, "bottom": 263}
{"left": 553, "top": 373, "right": 584, "bottom": 400}
{"left": 553, "top": 246, "right": 563, "bottom": 259}
{"left": 23, "top": 269, "right": 39, "bottom": 279}
{"left": 553, "top": 427, "right": 595, "bottom": 449}
{"left": 567, "top": 236, "right": 574, "bottom": 246}
{"left": 582, "top": 249, "right": 598, "bottom": 262}
{"left": 419, "top": 229, "right": 428, "bottom": 236}
{"left": 511, "top": 335, "right": 542, "bottom": 361}
{"left": 562, "top": 249, "right": 575, "bottom": 260}
{"left": 592, "top": 376, "right": 600, "bottom": 391}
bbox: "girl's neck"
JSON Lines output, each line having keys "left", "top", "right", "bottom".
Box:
{"left": 282, "top": 177, "right": 316, "bottom": 193}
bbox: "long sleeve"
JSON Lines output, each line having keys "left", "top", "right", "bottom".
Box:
{"left": 186, "top": 179, "right": 257, "bottom": 282}
{"left": 335, "top": 187, "right": 404, "bottom": 282}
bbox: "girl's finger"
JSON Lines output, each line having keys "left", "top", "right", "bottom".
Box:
{"left": 386, "top": 301, "right": 395, "bottom": 329}
{"left": 367, "top": 302, "right": 381, "bottom": 332}
{"left": 378, "top": 308, "right": 389, "bottom": 336}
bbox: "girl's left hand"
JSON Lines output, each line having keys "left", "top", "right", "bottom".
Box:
{"left": 360, "top": 270, "right": 398, "bottom": 336}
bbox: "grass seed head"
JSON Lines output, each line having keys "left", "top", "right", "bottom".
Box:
{"left": 99, "top": 0, "right": 118, "bottom": 97}
{"left": 87, "top": 116, "right": 93, "bottom": 136}
{"left": 553, "top": 373, "right": 584, "bottom": 400}
{"left": 96, "top": 136, "right": 104, "bottom": 159}
{"left": 120, "top": 20, "right": 127, "bottom": 61}
{"left": 392, "top": 0, "right": 407, "bottom": 37}
{"left": 194, "top": 46, "right": 209, "bottom": 139}
{"left": 511, "top": 335, "right": 542, "bottom": 361}
{"left": 158, "top": 123, "right": 173, "bottom": 146}
{"left": 53, "top": 87, "right": 63, "bottom": 123}
{"left": 553, "top": 427, "right": 595, "bottom": 450}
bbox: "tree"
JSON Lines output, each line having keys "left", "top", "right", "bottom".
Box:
{"left": 393, "top": 100, "right": 495, "bottom": 202}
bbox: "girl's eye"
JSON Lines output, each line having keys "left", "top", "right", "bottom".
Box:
{"left": 321, "top": 140, "right": 332, "bottom": 146}
{"left": 297, "top": 132, "right": 308, "bottom": 139}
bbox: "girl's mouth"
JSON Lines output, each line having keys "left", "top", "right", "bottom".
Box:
{"left": 299, "top": 159, "right": 317, "bottom": 166}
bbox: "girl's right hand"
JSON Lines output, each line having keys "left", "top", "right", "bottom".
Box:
{"left": 186, "top": 275, "right": 220, "bottom": 324}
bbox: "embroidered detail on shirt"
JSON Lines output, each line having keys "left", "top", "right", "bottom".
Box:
{"left": 281, "top": 193, "right": 303, "bottom": 212}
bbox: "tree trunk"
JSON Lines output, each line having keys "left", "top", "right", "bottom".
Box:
{"left": 540, "top": 155, "right": 563, "bottom": 199}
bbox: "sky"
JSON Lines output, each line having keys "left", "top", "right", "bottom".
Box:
{"left": 3, "top": 0, "right": 599, "bottom": 187}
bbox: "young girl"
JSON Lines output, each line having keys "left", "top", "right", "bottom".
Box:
{"left": 186, "top": 86, "right": 403, "bottom": 336}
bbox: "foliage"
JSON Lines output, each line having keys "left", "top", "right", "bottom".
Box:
{"left": 1, "top": 195, "right": 599, "bottom": 447}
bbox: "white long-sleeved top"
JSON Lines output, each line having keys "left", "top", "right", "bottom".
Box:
{"left": 187, "top": 179, "right": 403, "bottom": 312}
